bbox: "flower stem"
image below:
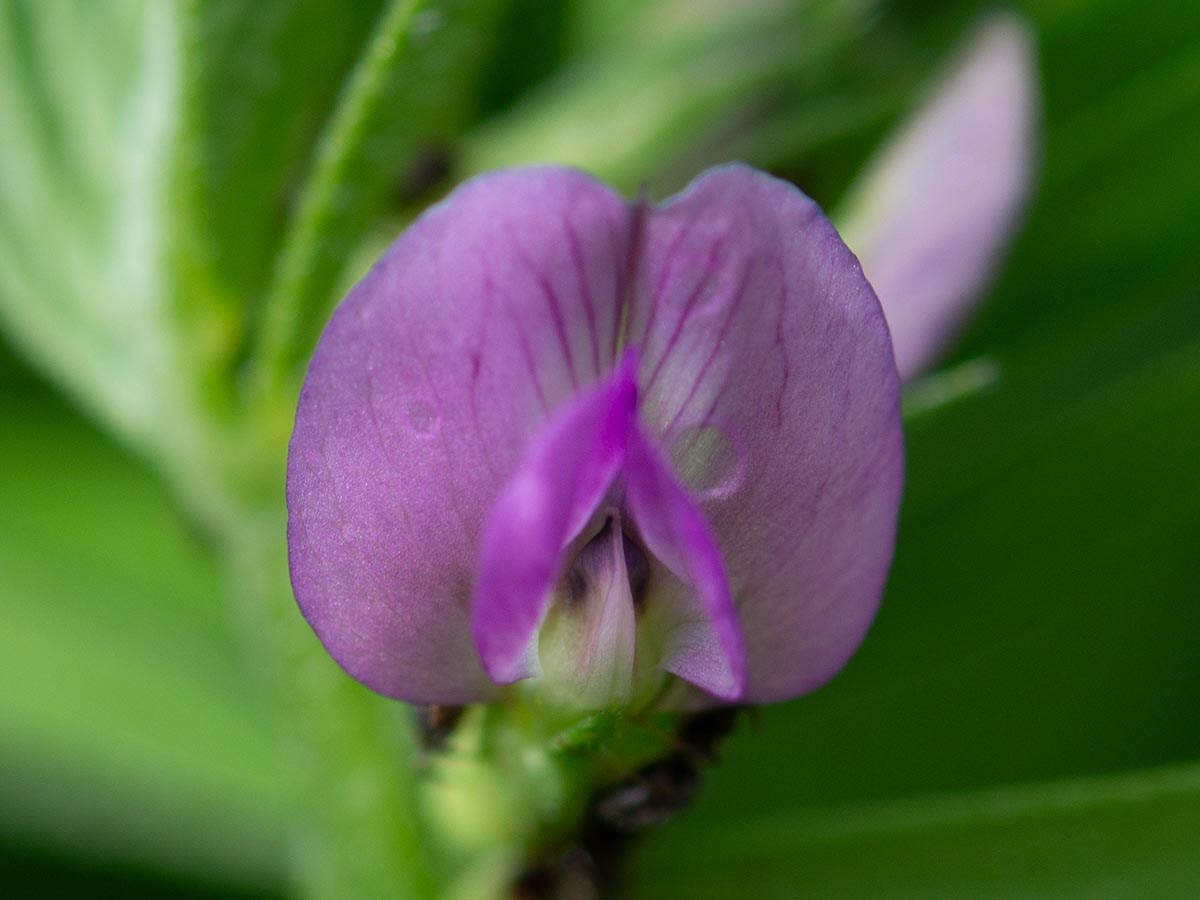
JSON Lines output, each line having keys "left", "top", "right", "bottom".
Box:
{"left": 222, "top": 506, "right": 441, "bottom": 900}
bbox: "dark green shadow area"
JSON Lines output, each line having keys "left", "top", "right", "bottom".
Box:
{"left": 0, "top": 841, "right": 281, "bottom": 900}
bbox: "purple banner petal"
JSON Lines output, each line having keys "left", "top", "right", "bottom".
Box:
{"left": 289, "top": 164, "right": 904, "bottom": 707}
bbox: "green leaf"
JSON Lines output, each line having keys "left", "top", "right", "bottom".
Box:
{"left": 223, "top": 511, "right": 442, "bottom": 900}
{"left": 461, "top": 0, "right": 883, "bottom": 198}
{"left": 251, "top": 0, "right": 504, "bottom": 394}
{"left": 475, "top": 0, "right": 574, "bottom": 115}
{"left": 628, "top": 762, "right": 1200, "bottom": 899}
{"left": 962, "top": 0, "right": 1200, "bottom": 363}
{"left": 0, "top": 0, "right": 186, "bottom": 450}
{"left": 168, "top": 0, "right": 385, "bottom": 336}
{"left": 0, "top": 366, "right": 287, "bottom": 889}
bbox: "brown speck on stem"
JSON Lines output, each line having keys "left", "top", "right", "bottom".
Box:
{"left": 414, "top": 703, "right": 465, "bottom": 751}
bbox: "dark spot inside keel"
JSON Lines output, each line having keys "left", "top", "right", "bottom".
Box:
{"left": 566, "top": 564, "right": 590, "bottom": 608}
{"left": 564, "top": 513, "right": 652, "bottom": 614}
{"left": 622, "top": 534, "right": 651, "bottom": 615}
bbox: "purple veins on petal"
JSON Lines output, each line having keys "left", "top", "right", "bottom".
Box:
{"left": 287, "top": 163, "right": 904, "bottom": 709}
{"left": 632, "top": 166, "right": 903, "bottom": 704}
{"left": 287, "top": 168, "right": 632, "bottom": 705}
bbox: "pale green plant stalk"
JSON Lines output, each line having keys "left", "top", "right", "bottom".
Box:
{"left": 222, "top": 504, "right": 443, "bottom": 900}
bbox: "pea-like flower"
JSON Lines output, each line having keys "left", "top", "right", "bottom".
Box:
{"left": 287, "top": 164, "right": 901, "bottom": 709}
{"left": 286, "top": 18, "right": 1034, "bottom": 711}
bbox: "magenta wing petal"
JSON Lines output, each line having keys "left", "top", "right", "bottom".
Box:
{"left": 471, "top": 363, "right": 637, "bottom": 684}
{"left": 624, "top": 425, "right": 745, "bottom": 701}
{"left": 633, "top": 165, "right": 904, "bottom": 703}
{"left": 287, "top": 168, "right": 631, "bottom": 703}
{"left": 840, "top": 15, "right": 1038, "bottom": 379}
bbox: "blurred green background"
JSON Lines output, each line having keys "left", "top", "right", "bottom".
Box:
{"left": 1, "top": 0, "right": 1198, "bottom": 897}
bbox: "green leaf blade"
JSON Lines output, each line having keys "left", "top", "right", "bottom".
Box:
{"left": 0, "top": 370, "right": 288, "bottom": 890}
{"left": 629, "top": 763, "right": 1200, "bottom": 900}
{"left": 252, "top": 0, "right": 504, "bottom": 393}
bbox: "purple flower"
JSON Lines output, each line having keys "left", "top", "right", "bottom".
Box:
{"left": 285, "top": 18, "right": 1037, "bottom": 711}
{"left": 287, "top": 165, "right": 903, "bottom": 709}
{"left": 844, "top": 15, "right": 1037, "bottom": 380}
